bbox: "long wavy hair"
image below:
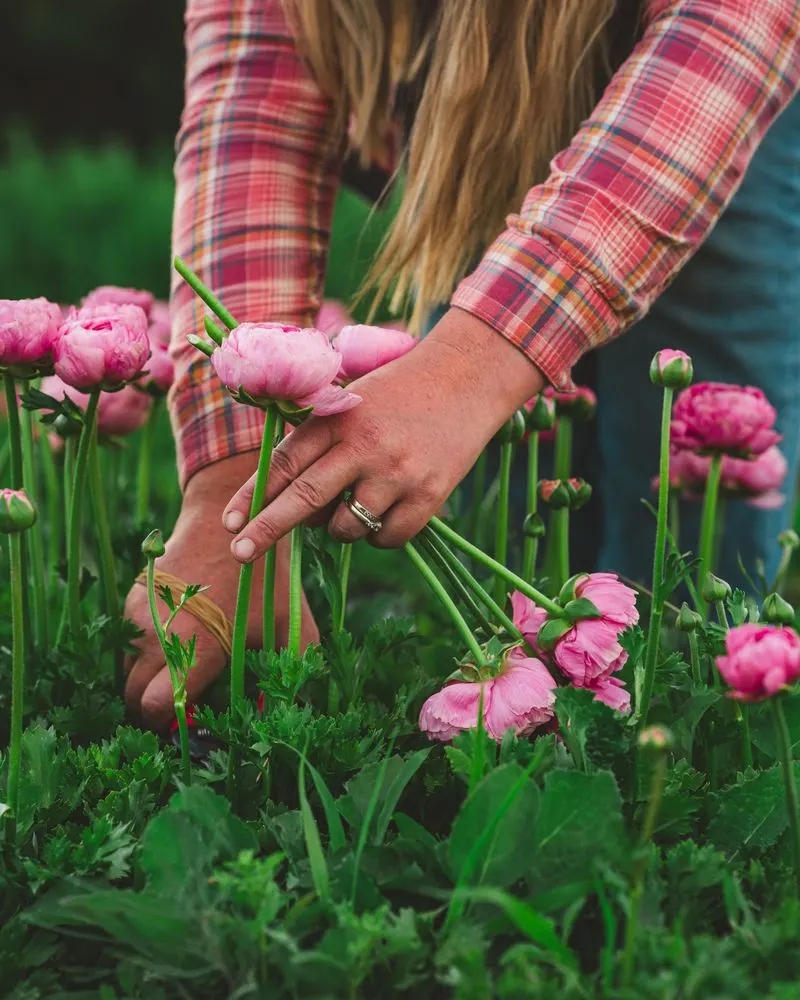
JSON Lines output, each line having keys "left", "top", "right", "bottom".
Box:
{"left": 283, "top": 0, "right": 619, "bottom": 326}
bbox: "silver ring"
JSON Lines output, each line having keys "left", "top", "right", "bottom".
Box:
{"left": 343, "top": 492, "right": 382, "bottom": 533}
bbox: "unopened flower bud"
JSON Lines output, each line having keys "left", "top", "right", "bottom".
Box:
{"left": 638, "top": 725, "right": 674, "bottom": 752}
{"left": 495, "top": 409, "right": 527, "bottom": 445}
{"left": 0, "top": 489, "right": 36, "bottom": 533}
{"left": 649, "top": 349, "right": 693, "bottom": 390}
{"left": 53, "top": 412, "right": 81, "bottom": 438}
{"left": 141, "top": 529, "right": 166, "bottom": 559}
{"left": 545, "top": 386, "right": 597, "bottom": 423}
{"left": 762, "top": 592, "right": 795, "bottom": 626}
{"left": 779, "top": 529, "right": 800, "bottom": 551}
{"left": 538, "top": 479, "right": 571, "bottom": 509}
{"left": 525, "top": 394, "right": 556, "bottom": 433}
{"left": 523, "top": 512, "right": 546, "bottom": 539}
{"left": 676, "top": 602, "right": 702, "bottom": 633}
{"left": 701, "top": 573, "right": 731, "bottom": 604}
{"left": 567, "top": 478, "right": 593, "bottom": 511}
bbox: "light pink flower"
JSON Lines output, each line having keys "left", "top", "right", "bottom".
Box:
{"left": 142, "top": 345, "right": 174, "bottom": 395}
{"left": 590, "top": 676, "right": 632, "bottom": 713}
{"left": 657, "top": 446, "right": 787, "bottom": 510}
{"left": 716, "top": 624, "right": 800, "bottom": 702}
{"left": 671, "top": 382, "right": 781, "bottom": 458}
{"left": 211, "top": 322, "right": 360, "bottom": 414}
{"left": 53, "top": 305, "right": 150, "bottom": 390}
{"left": 41, "top": 375, "right": 152, "bottom": 438}
{"left": 82, "top": 285, "right": 154, "bottom": 318}
{"left": 419, "top": 650, "right": 556, "bottom": 743}
{"left": 148, "top": 301, "right": 171, "bottom": 349}
{"left": 0, "top": 297, "right": 62, "bottom": 374}
{"left": 316, "top": 300, "right": 353, "bottom": 336}
{"left": 333, "top": 324, "right": 417, "bottom": 382}
{"left": 511, "top": 591, "right": 549, "bottom": 652}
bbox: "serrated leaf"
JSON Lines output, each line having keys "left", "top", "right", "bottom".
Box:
{"left": 707, "top": 764, "right": 800, "bottom": 858}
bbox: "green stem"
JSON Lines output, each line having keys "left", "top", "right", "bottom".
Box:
{"left": 429, "top": 516, "right": 565, "bottom": 618}
{"left": 174, "top": 696, "right": 192, "bottom": 786}
{"left": 62, "top": 391, "right": 100, "bottom": 639}
{"left": 772, "top": 542, "right": 795, "bottom": 597}
{"left": 335, "top": 543, "right": 352, "bottom": 633}
{"left": 493, "top": 442, "right": 513, "bottom": 604}
{"left": 621, "top": 752, "right": 668, "bottom": 987}
{"left": 136, "top": 397, "right": 160, "bottom": 526}
{"left": 89, "top": 431, "right": 119, "bottom": 620}
{"left": 470, "top": 450, "right": 488, "bottom": 541}
{"left": 40, "top": 430, "right": 61, "bottom": 583}
{"left": 230, "top": 408, "right": 277, "bottom": 712}
{"left": 716, "top": 601, "right": 729, "bottom": 630}
{"left": 63, "top": 437, "right": 76, "bottom": 552}
{"left": 405, "top": 540, "right": 486, "bottom": 666}
{"left": 5, "top": 532, "right": 25, "bottom": 844}
{"left": 543, "top": 415, "right": 573, "bottom": 580}
{"left": 552, "top": 508, "right": 570, "bottom": 591}
{"left": 262, "top": 415, "right": 284, "bottom": 652}
{"left": 3, "top": 375, "right": 23, "bottom": 488}
{"left": 173, "top": 256, "right": 238, "bottom": 330}
{"left": 639, "top": 386, "right": 673, "bottom": 726}
{"left": 773, "top": 698, "right": 800, "bottom": 897}
{"left": 0, "top": 437, "right": 9, "bottom": 480}
{"left": 287, "top": 526, "right": 303, "bottom": 657}
{"left": 688, "top": 630, "right": 702, "bottom": 687}
{"left": 19, "top": 388, "right": 47, "bottom": 647}
{"left": 669, "top": 493, "right": 680, "bottom": 550}
{"left": 419, "top": 534, "right": 494, "bottom": 635}
{"left": 522, "top": 432, "right": 539, "bottom": 580}
{"left": 697, "top": 453, "right": 723, "bottom": 617}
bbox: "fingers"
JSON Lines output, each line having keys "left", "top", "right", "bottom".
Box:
{"left": 223, "top": 419, "right": 332, "bottom": 533}
{"left": 125, "top": 648, "right": 167, "bottom": 725}
{"left": 369, "top": 489, "right": 441, "bottom": 549}
{"left": 328, "top": 479, "right": 401, "bottom": 543}
{"left": 230, "top": 444, "right": 360, "bottom": 562}
{"left": 139, "top": 636, "right": 226, "bottom": 730}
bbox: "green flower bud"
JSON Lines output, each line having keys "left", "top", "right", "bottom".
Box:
{"left": 525, "top": 394, "right": 556, "bottom": 433}
{"left": 495, "top": 409, "right": 527, "bottom": 445}
{"left": 538, "top": 479, "right": 571, "bottom": 509}
{"left": 567, "top": 478, "right": 593, "bottom": 511}
{"left": 762, "top": 592, "right": 795, "bottom": 626}
{"left": 701, "top": 572, "right": 731, "bottom": 604}
{"left": 676, "top": 602, "right": 702, "bottom": 633}
{"left": 779, "top": 529, "right": 800, "bottom": 551}
{"left": 141, "top": 529, "right": 166, "bottom": 559}
{"left": 649, "top": 349, "right": 694, "bottom": 389}
{"left": 0, "top": 489, "right": 37, "bottom": 534}
{"left": 638, "top": 725, "right": 674, "bottom": 752}
{"left": 54, "top": 413, "right": 81, "bottom": 438}
{"left": 523, "top": 512, "right": 546, "bottom": 539}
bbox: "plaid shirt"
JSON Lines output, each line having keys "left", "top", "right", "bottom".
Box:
{"left": 171, "top": 0, "right": 800, "bottom": 487}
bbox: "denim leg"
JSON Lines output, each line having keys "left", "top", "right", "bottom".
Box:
{"left": 596, "top": 95, "right": 800, "bottom": 587}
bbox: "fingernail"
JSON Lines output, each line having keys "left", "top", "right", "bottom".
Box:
{"left": 233, "top": 538, "right": 256, "bottom": 562}
{"left": 224, "top": 511, "right": 245, "bottom": 532}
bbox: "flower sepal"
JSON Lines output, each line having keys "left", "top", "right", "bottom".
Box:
{"left": 276, "top": 399, "right": 315, "bottom": 426}
{"left": 558, "top": 573, "right": 590, "bottom": 605}
{"left": 536, "top": 616, "right": 574, "bottom": 652}
{"left": 562, "top": 598, "right": 602, "bottom": 623}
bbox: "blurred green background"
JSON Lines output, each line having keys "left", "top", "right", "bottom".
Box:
{"left": 2, "top": 1, "right": 396, "bottom": 311}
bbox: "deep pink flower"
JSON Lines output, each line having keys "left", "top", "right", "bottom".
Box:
{"left": 316, "top": 300, "right": 353, "bottom": 336}
{"left": 211, "top": 322, "right": 360, "bottom": 414}
{"left": 82, "top": 285, "right": 154, "bottom": 318}
{"left": 419, "top": 650, "right": 556, "bottom": 743}
{"left": 333, "top": 324, "right": 417, "bottom": 382}
{"left": 590, "top": 676, "right": 632, "bottom": 713}
{"left": 657, "top": 446, "right": 787, "bottom": 510}
{"left": 41, "top": 375, "right": 152, "bottom": 438}
{"left": 716, "top": 624, "right": 800, "bottom": 702}
{"left": 671, "top": 382, "right": 781, "bottom": 458}
{"left": 0, "top": 297, "right": 62, "bottom": 374}
{"left": 53, "top": 305, "right": 150, "bottom": 390}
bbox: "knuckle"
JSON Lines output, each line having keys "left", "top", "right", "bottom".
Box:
{"left": 270, "top": 446, "right": 299, "bottom": 483}
{"left": 292, "top": 476, "right": 327, "bottom": 512}
{"left": 247, "top": 513, "right": 280, "bottom": 549}
{"left": 329, "top": 511, "right": 365, "bottom": 543}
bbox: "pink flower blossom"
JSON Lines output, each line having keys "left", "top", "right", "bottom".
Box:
{"left": 657, "top": 446, "right": 787, "bottom": 510}
{"left": 671, "top": 382, "right": 781, "bottom": 458}
{"left": 82, "top": 285, "right": 154, "bottom": 318}
{"left": 716, "top": 624, "right": 800, "bottom": 702}
{"left": 419, "top": 650, "right": 556, "bottom": 743}
{"left": 41, "top": 375, "right": 152, "bottom": 438}
{"left": 211, "top": 322, "right": 360, "bottom": 414}
{"left": 590, "top": 676, "right": 631, "bottom": 713}
{"left": 316, "top": 300, "right": 353, "bottom": 336}
{"left": 53, "top": 305, "right": 150, "bottom": 390}
{"left": 142, "top": 345, "right": 174, "bottom": 395}
{"left": 148, "top": 301, "right": 171, "bottom": 349}
{"left": 511, "top": 591, "right": 548, "bottom": 653}
{"left": 0, "top": 297, "right": 62, "bottom": 374}
{"left": 332, "top": 324, "right": 417, "bottom": 381}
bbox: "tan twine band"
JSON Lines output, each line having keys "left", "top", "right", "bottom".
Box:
{"left": 135, "top": 569, "right": 234, "bottom": 657}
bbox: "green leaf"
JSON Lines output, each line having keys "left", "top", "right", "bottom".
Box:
{"left": 750, "top": 700, "right": 800, "bottom": 760}
{"left": 298, "top": 752, "right": 330, "bottom": 901}
{"left": 554, "top": 687, "right": 611, "bottom": 773}
{"left": 373, "top": 748, "right": 430, "bottom": 846}
{"left": 449, "top": 763, "right": 541, "bottom": 888}
{"left": 707, "top": 764, "right": 800, "bottom": 858}
{"left": 528, "top": 770, "right": 626, "bottom": 903}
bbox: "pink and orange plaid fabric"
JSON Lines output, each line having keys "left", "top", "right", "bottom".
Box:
{"left": 171, "top": 0, "right": 800, "bottom": 487}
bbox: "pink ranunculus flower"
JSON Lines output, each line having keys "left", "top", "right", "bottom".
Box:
{"left": 211, "top": 322, "right": 360, "bottom": 415}
{"left": 142, "top": 345, "right": 174, "bottom": 395}
{"left": 316, "top": 300, "right": 354, "bottom": 336}
{"left": 0, "top": 297, "right": 62, "bottom": 375}
{"left": 670, "top": 381, "right": 781, "bottom": 458}
{"left": 419, "top": 649, "right": 556, "bottom": 743}
{"left": 657, "top": 445, "right": 788, "bottom": 510}
{"left": 332, "top": 324, "right": 417, "bottom": 382}
{"left": 511, "top": 591, "right": 549, "bottom": 651}
{"left": 41, "top": 375, "right": 152, "bottom": 438}
{"left": 148, "top": 300, "right": 171, "bottom": 349}
{"left": 53, "top": 305, "right": 150, "bottom": 391}
{"left": 716, "top": 624, "right": 800, "bottom": 702}
{"left": 589, "top": 675, "right": 632, "bottom": 713}
{"left": 82, "top": 285, "right": 154, "bottom": 319}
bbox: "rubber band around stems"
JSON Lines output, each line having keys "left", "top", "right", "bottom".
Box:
{"left": 136, "top": 569, "right": 233, "bottom": 656}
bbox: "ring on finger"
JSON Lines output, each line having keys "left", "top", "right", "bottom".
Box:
{"left": 342, "top": 491, "right": 383, "bottom": 533}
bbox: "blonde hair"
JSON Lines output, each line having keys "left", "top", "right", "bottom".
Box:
{"left": 284, "top": 0, "right": 619, "bottom": 327}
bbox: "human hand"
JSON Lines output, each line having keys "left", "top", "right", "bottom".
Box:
{"left": 222, "top": 309, "right": 544, "bottom": 559}
{"left": 123, "top": 453, "right": 319, "bottom": 730}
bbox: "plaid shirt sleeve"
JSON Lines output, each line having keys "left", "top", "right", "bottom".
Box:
{"left": 451, "top": 0, "right": 800, "bottom": 390}
{"left": 170, "top": 0, "right": 345, "bottom": 488}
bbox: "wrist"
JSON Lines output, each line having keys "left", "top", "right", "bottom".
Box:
{"left": 183, "top": 452, "right": 260, "bottom": 510}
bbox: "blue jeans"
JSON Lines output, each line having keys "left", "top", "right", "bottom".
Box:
{"left": 432, "top": 95, "right": 800, "bottom": 586}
